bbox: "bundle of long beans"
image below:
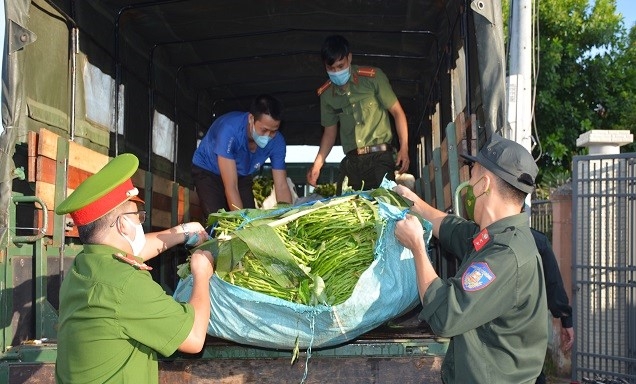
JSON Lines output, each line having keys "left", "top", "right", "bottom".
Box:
{"left": 211, "top": 195, "right": 383, "bottom": 306}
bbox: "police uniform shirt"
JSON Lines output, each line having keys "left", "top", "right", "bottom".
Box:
{"left": 319, "top": 65, "right": 398, "bottom": 154}
{"left": 419, "top": 214, "right": 548, "bottom": 384}
{"left": 55, "top": 244, "right": 195, "bottom": 384}
{"left": 192, "top": 111, "right": 287, "bottom": 176}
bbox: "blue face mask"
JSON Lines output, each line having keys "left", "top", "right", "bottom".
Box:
{"left": 327, "top": 67, "right": 351, "bottom": 86}
{"left": 251, "top": 124, "right": 271, "bottom": 148}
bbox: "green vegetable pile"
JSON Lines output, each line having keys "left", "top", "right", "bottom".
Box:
{"left": 178, "top": 189, "right": 410, "bottom": 306}
{"left": 252, "top": 175, "right": 274, "bottom": 207}
{"left": 313, "top": 183, "right": 337, "bottom": 197}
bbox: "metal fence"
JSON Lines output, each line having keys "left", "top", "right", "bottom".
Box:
{"left": 572, "top": 153, "right": 636, "bottom": 383}
{"left": 531, "top": 199, "right": 553, "bottom": 242}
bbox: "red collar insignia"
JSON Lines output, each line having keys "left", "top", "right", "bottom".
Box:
{"left": 472, "top": 228, "right": 490, "bottom": 251}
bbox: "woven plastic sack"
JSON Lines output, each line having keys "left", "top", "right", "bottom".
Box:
{"left": 173, "top": 184, "right": 432, "bottom": 350}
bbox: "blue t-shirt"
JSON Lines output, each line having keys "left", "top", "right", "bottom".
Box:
{"left": 192, "top": 111, "right": 287, "bottom": 176}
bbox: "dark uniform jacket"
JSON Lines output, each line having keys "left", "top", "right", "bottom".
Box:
{"left": 420, "top": 214, "right": 548, "bottom": 384}
{"left": 531, "top": 228, "right": 573, "bottom": 328}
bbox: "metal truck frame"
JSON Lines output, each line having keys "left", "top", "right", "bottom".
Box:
{"left": 0, "top": 1, "right": 508, "bottom": 382}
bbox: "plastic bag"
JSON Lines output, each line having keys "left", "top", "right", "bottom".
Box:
{"left": 173, "top": 183, "right": 432, "bottom": 350}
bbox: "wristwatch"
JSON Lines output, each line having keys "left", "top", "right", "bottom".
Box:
{"left": 180, "top": 223, "right": 190, "bottom": 244}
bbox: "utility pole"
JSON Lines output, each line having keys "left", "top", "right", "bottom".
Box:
{"left": 507, "top": 0, "right": 534, "bottom": 213}
{"left": 506, "top": 0, "right": 533, "bottom": 153}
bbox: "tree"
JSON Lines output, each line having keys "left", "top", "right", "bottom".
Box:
{"left": 504, "top": 0, "right": 636, "bottom": 185}
{"left": 614, "top": 24, "right": 636, "bottom": 153}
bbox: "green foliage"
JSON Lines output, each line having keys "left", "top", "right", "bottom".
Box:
{"left": 313, "top": 183, "right": 337, "bottom": 197}
{"left": 616, "top": 24, "right": 636, "bottom": 153}
{"left": 535, "top": 168, "right": 571, "bottom": 199}
{"left": 201, "top": 195, "right": 382, "bottom": 306}
{"left": 252, "top": 175, "right": 274, "bottom": 207}
{"left": 179, "top": 189, "right": 417, "bottom": 305}
{"left": 503, "top": 0, "right": 636, "bottom": 179}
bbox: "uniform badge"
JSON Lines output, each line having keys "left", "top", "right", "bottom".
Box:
{"left": 472, "top": 228, "right": 490, "bottom": 251}
{"left": 461, "top": 262, "right": 495, "bottom": 291}
{"left": 316, "top": 80, "right": 332, "bottom": 96}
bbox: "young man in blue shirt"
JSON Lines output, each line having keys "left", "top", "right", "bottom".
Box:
{"left": 192, "top": 94, "right": 292, "bottom": 217}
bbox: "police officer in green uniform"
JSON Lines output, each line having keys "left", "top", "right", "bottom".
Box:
{"left": 307, "top": 34, "right": 409, "bottom": 193}
{"left": 393, "top": 133, "right": 548, "bottom": 384}
{"left": 55, "top": 153, "right": 214, "bottom": 384}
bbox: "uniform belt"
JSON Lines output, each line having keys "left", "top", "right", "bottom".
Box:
{"left": 347, "top": 143, "right": 391, "bottom": 156}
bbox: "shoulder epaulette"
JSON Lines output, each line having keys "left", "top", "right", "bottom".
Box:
{"left": 356, "top": 67, "right": 376, "bottom": 77}
{"left": 317, "top": 80, "right": 332, "bottom": 96}
{"left": 113, "top": 253, "right": 153, "bottom": 271}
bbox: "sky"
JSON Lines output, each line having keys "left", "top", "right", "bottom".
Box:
{"left": 285, "top": 0, "right": 636, "bottom": 165}
{"left": 616, "top": 0, "right": 636, "bottom": 29}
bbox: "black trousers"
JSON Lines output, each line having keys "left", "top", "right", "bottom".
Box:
{"left": 337, "top": 150, "right": 395, "bottom": 194}
{"left": 535, "top": 371, "right": 546, "bottom": 384}
{"left": 192, "top": 165, "right": 255, "bottom": 219}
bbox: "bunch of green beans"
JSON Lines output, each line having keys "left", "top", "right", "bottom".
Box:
{"left": 211, "top": 214, "right": 247, "bottom": 238}
{"left": 225, "top": 250, "right": 304, "bottom": 303}
{"left": 218, "top": 196, "right": 383, "bottom": 306}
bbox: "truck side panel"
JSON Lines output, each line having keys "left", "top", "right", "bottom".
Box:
{"left": 0, "top": 0, "right": 494, "bottom": 382}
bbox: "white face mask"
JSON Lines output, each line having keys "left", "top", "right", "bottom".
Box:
{"left": 121, "top": 215, "right": 146, "bottom": 256}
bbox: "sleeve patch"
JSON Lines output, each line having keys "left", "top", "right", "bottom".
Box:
{"left": 462, "top": 262, "right": 496, "bottom": 291}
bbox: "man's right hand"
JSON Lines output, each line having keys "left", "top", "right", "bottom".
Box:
{"left": 306, "top": 164, "right": 322, "bottom": 187}
{"left": 561, "top": 327, "right": 574, "bottom": 352}
{"left": 190, "top": 250, "right": 214, "bottom": 280}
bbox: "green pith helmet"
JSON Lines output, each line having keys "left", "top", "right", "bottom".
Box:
{"left": 55, "top": 153, "right": 142, "bottom": 226}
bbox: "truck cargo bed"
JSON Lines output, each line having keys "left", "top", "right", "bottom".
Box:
{"left": 3, "top": 308, "right": 446, "bottom": 384}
